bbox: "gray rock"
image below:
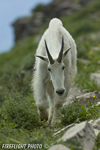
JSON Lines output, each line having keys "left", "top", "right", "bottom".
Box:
{"left": 76, "top": 91, "right": 95, "bottom": 99}
{"left": 59, "top": 121, "right": 96, "bottom": 150}
{"left": 89, "top": 118, "right": 100, "bottom": 136}
{"left": 53, "top": 123, "right": 75, "bottom": 136}
{"left": 98, "top": 60, "right": 100, "bottom": 64}
{"left": 48, "top": 144, "right": 70, "bottom": 150}
{"left": 92, "top": 118, "right": 100, "bottom": 130}
{"left": 64, "top": 91, "right": 100, "bottom": 106}
{"left": 89, "top": 120, "right": 95, "bottom": 124}
{"left": 92, "top": 46, "right": 100, "bottom": 51}
{"left": 94, "top": 128, "right": 100, "bottom": 136}
{"left": 78, "top": 58, "right": 90, "bottom": 65}
{"left": 90, "top": 73, "right": 100, "bottom": 86}
{"left": 96, "top": 102, "right": 100, "bottom": 106}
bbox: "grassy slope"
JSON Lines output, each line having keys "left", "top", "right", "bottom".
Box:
{"left": 0, "top": 0, "right": 100, "bottom": 149}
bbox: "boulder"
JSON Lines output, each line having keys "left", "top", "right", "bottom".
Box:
{"left": 59, "top": 121, "right": 96, "bottom": 150}
{"left": 90, "top": 118, "right": 100, "bottom": 130}
{"left": 89, "top": 118, "right": 100, "bottom": 136}
{"left": 53, "top": 123, "right": 75, "bottom": 137}
{"left": 64, "top": 91, "right": 100, "bottom": 106}
{"left": 78, "top": 58, "right": 90, "bottom": 65}
{"left": 90, "top": 73, "right": 100, "bottom": 86}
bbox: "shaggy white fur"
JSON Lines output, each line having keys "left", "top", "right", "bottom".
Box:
{"left": 32, "top": 18, "right": 77, "bottom": 125}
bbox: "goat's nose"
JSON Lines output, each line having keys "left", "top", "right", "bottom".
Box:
{"left": 56, "top": 89, "right": 65, "bottom": 95}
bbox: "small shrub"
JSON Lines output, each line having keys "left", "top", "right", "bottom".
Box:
{"left": 21, "top": 53, "right": 35, "bottom": 71}
{"left": 1, "top": 94, "right": 42, "bottom": 130}
{"left": 0, "top": 69, "right": 32, "bottom": 96}
{"left": 61, "top": 100, "right": 100, "bottom": 126}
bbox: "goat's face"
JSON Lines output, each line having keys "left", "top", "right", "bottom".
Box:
{"left": 47, "top": 61, "right": 65, "bottom": 96}
{"left": 36, "top": 37, "right": 71, "bottom": 96}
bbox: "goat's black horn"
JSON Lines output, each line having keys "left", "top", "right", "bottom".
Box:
{"left": 44, "top": 40, "right": 54, "bottom": 64}
{"left": 57, "top": 36, "right": 64, "bottom": 63}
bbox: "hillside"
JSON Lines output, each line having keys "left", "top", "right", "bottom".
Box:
{"left": 12, "top": 0, "right": 93, "bottom": 41}
{"left": 0, "top": 0, "right": 100, "bottom": 149}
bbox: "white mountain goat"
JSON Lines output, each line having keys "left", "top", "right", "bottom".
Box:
{"left": 32, "top": 18, "right": 77, "bottom": 125}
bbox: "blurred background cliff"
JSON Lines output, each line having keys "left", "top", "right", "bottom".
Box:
{"left": 0, "top": 0, "right": 52, "bottom": 53}
{"left": 0, "top": 0, "right": 96, "bottom": 53}
{"left": 12, "top": 0, "right": 93, "bottom": 41}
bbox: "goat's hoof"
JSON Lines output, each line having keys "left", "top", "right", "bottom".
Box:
{"left": 39, "top": 113, "right": 48, "bottom": 121}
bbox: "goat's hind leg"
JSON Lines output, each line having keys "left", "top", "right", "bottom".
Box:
{"left": 46, "top": 83, "right": 54, "bottom": 124}
{"left": 34, "top": 80, "right": 48, "bottom": 121}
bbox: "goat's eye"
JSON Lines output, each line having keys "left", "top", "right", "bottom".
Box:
{"left": 48, "top": 68, "right": 51, "bottom": 72}
{"left": 62, "top": 66, "right": 65, "bottom": 70}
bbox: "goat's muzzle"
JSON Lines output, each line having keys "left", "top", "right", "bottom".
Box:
{"left": 56, "top": 89, "right": 65, "bottom": 96}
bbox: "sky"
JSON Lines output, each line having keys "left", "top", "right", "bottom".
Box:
{"left": 0, "top": 0, "right": 52, "bottom": 54}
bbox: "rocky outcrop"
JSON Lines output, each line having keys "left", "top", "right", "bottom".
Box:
{"left": 49, "top": 91, "right": 100, "bottom": 150}
{"left": 12, "top": 0, "right": 93, "bottom": 41}
{"left": 59, "top": 121, "right": 96, "bottom": 150}
{"left": 64, "top": 91, "right": 100, "bottom": 106}
{"left": 51, "top": 118, "right": 100, "bottom": 150}
{"left": 89, "top": 118, "right": 100, "bottom": 136}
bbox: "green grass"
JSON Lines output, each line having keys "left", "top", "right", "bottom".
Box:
{"left": 0, "top": 0, "right": 100, "bottom": 149}
{"left": 61, "top": 99, "right": 100, "bottom": 126}
{"left": 94, "top": 133, "right": 100, "bottom": 150}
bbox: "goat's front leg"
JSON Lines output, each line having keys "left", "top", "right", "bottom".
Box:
{"left": 37, "top": 102, "right": 48, "bottom": 121}
{"left": 51, "top": 100, "right": 62, "bottom": 125}
{"left": 48, "top": 102, "right": 54, "bottom": 124}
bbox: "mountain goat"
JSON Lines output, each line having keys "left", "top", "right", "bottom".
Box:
{"left": 32, "top": 18, "right": 77, "bottom": 125}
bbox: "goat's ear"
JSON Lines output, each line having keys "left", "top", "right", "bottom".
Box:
{"left": 63, "top": 47, "right": 71, "bottom": 59}
{"left": 35, "top": 55, "right": 48, "bottom": 62}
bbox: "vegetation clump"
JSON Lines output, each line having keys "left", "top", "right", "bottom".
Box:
{"left": 61, "top": 99, "right": 100, "bottom": 126}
